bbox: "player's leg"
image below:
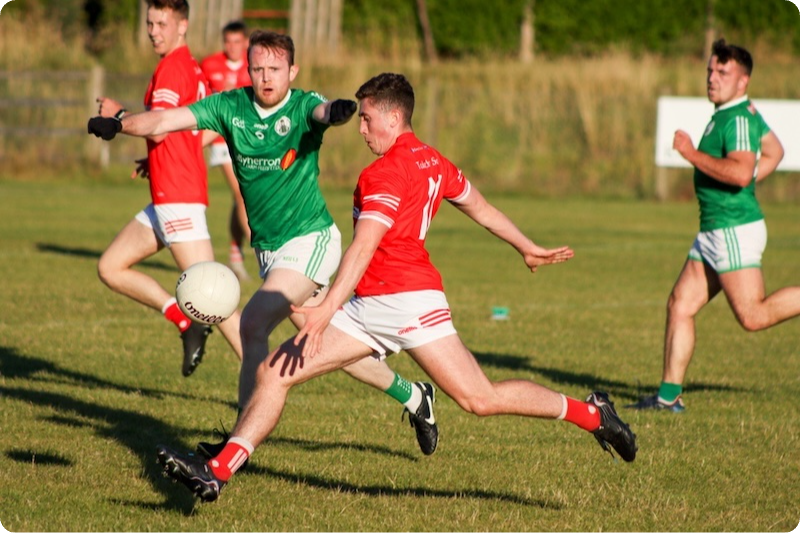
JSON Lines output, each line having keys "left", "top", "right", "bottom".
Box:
{"left": 238, "top": 267, "right": 320, "bottom": 408}
{"left": 221, "top": 161, "right": 251, "bottom": 281}
{"left": 292, "top": 287, "right": 431, "bottom": 413}
{"left": 716, "top": 221, "right": 800, "bottom": 331}
{"left": 720, "top": 268, "right": 800, "bottom": 330}
{"left": 407, "top": 335, "right": 636, "bottom": 461}
{"left": 662, "top": 258, "right": 720, "bottom": 387}
{"left": 158, "top": 324, "right": 374, "bottom": 501}
{"left": 97, "top": 217, "right": 166, "bottom": 309}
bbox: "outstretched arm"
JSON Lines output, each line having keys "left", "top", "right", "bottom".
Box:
{"left": 292, "top": 219, "right": 389, "bottom": 358}
{"left": 756, "top": 130, "right": 784, "bottom": 182}
{"left": 88, "top": 107, "right": 198, "bottom": 141}
{"left": 312, "top": 99, "right": 357, "bottom": 126}
{"left": 453, "top": 186, "right": 574, "bottom": 272}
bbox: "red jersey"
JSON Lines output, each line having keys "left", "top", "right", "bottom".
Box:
{"left": 354, "top": 132, "right": 472, "bottom": 297}
{"left": 199, "top": 52, "right": 251, "bottom": 147}
{"left": 200, "top": 51, "right": 251, "bottom": 93}
{"left": 144, "top": 45, "right": 210, "bottom": 205}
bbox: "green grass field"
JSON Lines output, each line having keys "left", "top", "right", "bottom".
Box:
{"left": 1, "top": 179, "right": 798, "bottom": 531}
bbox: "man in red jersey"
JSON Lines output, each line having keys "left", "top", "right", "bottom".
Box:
{"left": 200, "top": 20, "right": 252, "bottom": 281}
{"left": 155, "top": 72, "right": 637, "bottom": 503}
{"left": 94, "top": 0, "right": 242, "bottom": 377}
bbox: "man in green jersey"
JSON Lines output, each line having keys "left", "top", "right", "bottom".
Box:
{"left": 629, "top": 39, "right": 798, "bottom": 412}
{"left": 89, "top": 31, "right": 439, "bottom": 455}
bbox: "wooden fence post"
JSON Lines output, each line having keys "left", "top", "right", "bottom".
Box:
{"left": 86, "top": 65, "right": 109, "bottom": 168}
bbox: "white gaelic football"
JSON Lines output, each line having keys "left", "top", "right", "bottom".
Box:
{"left": 176, "top": 261, "right": 240, "bottom": 325}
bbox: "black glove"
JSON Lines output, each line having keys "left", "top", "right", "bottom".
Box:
{"left": 328, "top": 99, "right": 357, "bottom": 125}
{"left": 88, "top": 116, "right": 122, "bottom": 141}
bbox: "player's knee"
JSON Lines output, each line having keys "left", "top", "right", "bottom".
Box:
{"left": 96, "top": 259, "right": 118, "bottom": 290}
{"left": 454, "top": 394, "right": 494, "bottom": 417}
{"left": 667, "top": 292, "right": 701, "bottom": 319}
{"left": 736, "top": 312, "right": 768, "bottom": 332}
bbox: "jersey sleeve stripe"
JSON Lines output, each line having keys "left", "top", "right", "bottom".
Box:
{"left": 152, "top": 89, "right": 180, "bottom": 107}
{"left": 358, "top": 211, "right": 394, "bottom": 228}
{"left": 736, "top": 116, "right": 751, "bottom": 152}
{"left": 448, "top": 180, "right": 472, "bottom": 204}
{"left": 363, "top": 194, "right": 400, "bottom": 210}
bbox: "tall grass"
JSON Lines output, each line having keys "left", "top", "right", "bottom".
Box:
{"left": 2, "top": 9, "right": 799, "bottom": 200}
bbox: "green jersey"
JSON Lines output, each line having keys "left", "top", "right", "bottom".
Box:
{"left": 694, "top": 97, "right": 769, "bottom": 231}
{"left": 189, "top": 87, "right": 334, "bottom": 250}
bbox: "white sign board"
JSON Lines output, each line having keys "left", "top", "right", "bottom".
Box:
{"left": 655, "top": 96, "right": 800, "bottom": 170}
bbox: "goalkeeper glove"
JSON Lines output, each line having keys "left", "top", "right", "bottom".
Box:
{"left": 88, "top": 116, "right": 122, "bottom": 140}
{"left": 328, "top": 99, "right": 357, "bottom": 125}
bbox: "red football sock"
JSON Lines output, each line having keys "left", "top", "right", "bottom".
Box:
{"left": 162, "top": 298, "right": 190, "bottom": 333}
{"left": 559, "top": 395, "right": 601, "bottom": 432}
{"left": 209, "top": 437, "right": 253, "bottom": 482}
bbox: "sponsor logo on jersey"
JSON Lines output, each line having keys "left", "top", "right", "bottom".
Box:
{"left": 236, "top": 153, "right": 284, "bottom": 171}
{"left": 232, "top": 117, "right": 246, "bottom": 129}
{"left": 704, "top": 121, "right": 715, "bottom": 137}
{"left": 280, "top": 149, "right": 297, "bottom": 170}
{"left": 415, "top": 156, "right": 440, "bottom": 170}
{"left": 274, "top": 116, "right": 292, "bottom": 136}
{"left": 309, "top": 91, "right": 328, "bottom": 103}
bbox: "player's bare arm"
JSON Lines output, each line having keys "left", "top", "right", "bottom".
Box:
{"left": 311, "top": 99, "right": 358, "bottom": 125}
{"left": 756, "top": 130, "right": 784, "bottom": 182}
{"left": 292, "top": 219, "right": 388, "bottom": 358}
{"left": 673, "top": 129, "right": 756, "bottom": 187}
{"left": 452, "top": 185, "right": 574, "bottom": 272}
{"left": 88, "top": 107, "right": 198, "bottom": 142}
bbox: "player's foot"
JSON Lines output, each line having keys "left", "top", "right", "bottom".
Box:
{"left": 402, "top": 382, "right": 439, "bottom": 455}
{"left": 229, "top": 260, "right": 251, "bottom": 282}
{"left": 196, "top": 425, "right": 249, "bottom": 470}
{"left": 586, "top": 391, "right": 637, "bottom": 462}
{"left": 181, "top": 322, "right": 212, "bottom": 377}
{"left": 156, "top": 445, "right": 225, "bottom": 502}
{"left": 626, "top": 394, "right": 686, "bottom": 412}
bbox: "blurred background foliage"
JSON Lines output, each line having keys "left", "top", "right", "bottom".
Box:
{"left": 0, "top": 0, "right": 798, "bottom": 200}
{"left": 3, "top": 0, "right": 799, "bottom": 65}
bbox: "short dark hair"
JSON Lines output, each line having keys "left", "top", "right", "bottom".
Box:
{"left": 711, "top": 38, "right": 753, "bottom": 76}
{"left": 146, "top": 0, "right": 189, "bottom": 20}
{"left": 248, "top": 30, "right": 295, "bottom": 65}
{"left": 355, "top": 73, "right": 415, "bottom": 125}
{"left": 222, "top": 20, "right": 248, "bottom": 37}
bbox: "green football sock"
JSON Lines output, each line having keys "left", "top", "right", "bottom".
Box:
{"left": 384, "top": 373, "right": 414, "bottom": 404}
{"left": 658, "top": 381, "right": 682, "bottom": 403}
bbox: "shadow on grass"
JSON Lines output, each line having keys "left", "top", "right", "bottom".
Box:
{"left": 6, "top": 449, "right": 73, "bottom": 466}
{"left": 245, "top": 464, "right": 561, "bottom": 509}
{"left": 0, "top": 346, "right": 235, "bottom": 410}
{"left": 0, "top": 385, "right": 197, "bottom": 515}
{"left": 35, "top": 242, "right": 175, "bottom": 272}
{"left": 473, "top": 351, "right": 748, "bottom": 402}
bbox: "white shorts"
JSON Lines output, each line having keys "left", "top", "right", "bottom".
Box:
{"left": 688, "top": 219, "right": 767, "bottom": 273}
{"left": 135, "top": 203, "right": 210, "bottom": 247}
{"left": 255, "top": 224, "right": 341, "bottom": 286}
{"left": 330, "top": 290, "right": 458, "bottom": 357}
{"left": 208, "top": 142, "right": 232, "bottom": 167}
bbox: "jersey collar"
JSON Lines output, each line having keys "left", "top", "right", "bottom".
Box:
{"left": 715, "top": 94, "right": 749, "bottom": 113}
{"left": 252, "top": 89, "right": 292, "bottom": 120}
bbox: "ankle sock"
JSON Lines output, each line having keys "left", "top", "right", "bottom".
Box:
{"left": 658, "top": 381, "right": 682, "bottom": 403}
{"left": 558, "top": 395, "right": 601, "bottom": 432}
{"left": 209, "top": 437, "right": 253, "bottom": 482}
{"left": 162, "top": 298, "right": 190, "bottom": 332}
{"left": 384, "top": 373, "right": 422, "bottom": 411}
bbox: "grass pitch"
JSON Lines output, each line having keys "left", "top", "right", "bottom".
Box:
{"left": 0, "top": 179, "right": 798, "bottom": 531}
